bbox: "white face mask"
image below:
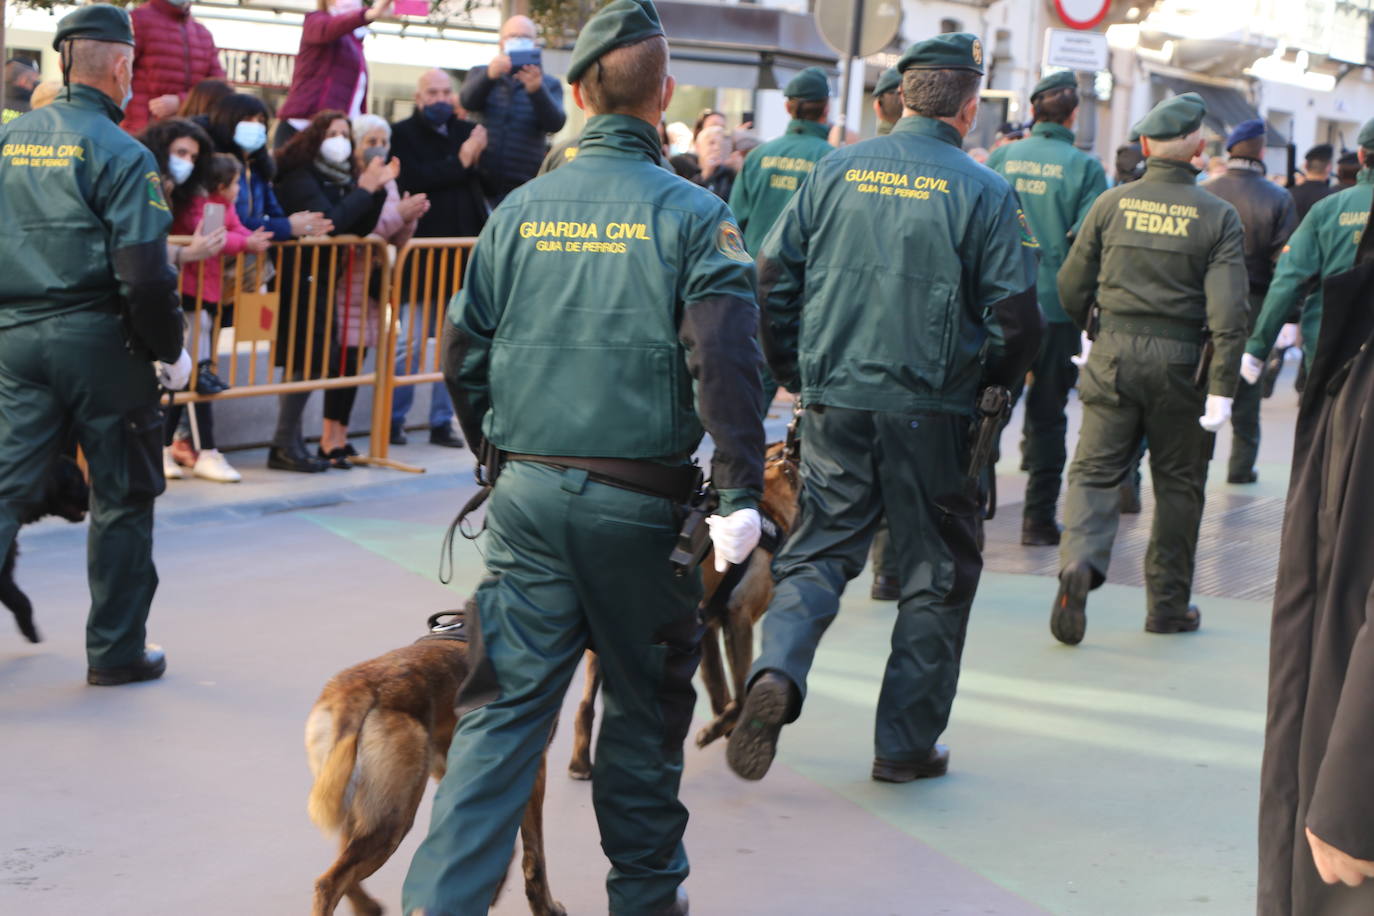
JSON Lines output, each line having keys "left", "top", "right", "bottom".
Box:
{"left": 168, "top": 154, "right": 194, "bottom": 185}
{"left": 234, "top": 120, "right": 267, "bottom": 153}
{"left": 504, "top": 37, "right": 535, "bottom": 52}
{"left": 320, "top": 135, "right": 353, "bottom": 164}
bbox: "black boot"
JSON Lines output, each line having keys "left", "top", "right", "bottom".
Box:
{"left": 1119, "top": 483, "right": 1141, "bottom": 515}
{"left": 1051, "top": 561, "right": 1094, "bottom": 646}
{"left": 870, "top": 575, "right": 899, "bottom": 601}
{"left": 726, "top": 671, "right": 795, "bottom": 781}
{"left": 872, "top": 744, "right": 950, "bottom": 783}
{"left": 429, "top": 425, "right": 465, "bottom": 448}
{"left": 1021, "top": 517, "right": 1062, "bottom": 546}
{"left": 88, "top": 646, "right": 166, "bottom": 686}
{"left": 268, "top": 443, "right": 328, "bottom": 473}
{"left": 1145, "top": 605, "right": 1202, "bottom": 634}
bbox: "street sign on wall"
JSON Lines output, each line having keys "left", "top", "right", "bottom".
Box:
{"left": 1044, "top": 28, "right": 1109, "bottom": 71}
{"left": 1052, "top": 0, "right": 1111, "bottom": 30}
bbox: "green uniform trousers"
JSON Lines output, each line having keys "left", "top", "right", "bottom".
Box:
{"left": 749, "top": 406, "right": 981, "bottom": 762}
{"left": 1227, "top": 292, "right": 1267, "bottom": 480}
{"left": 1016, "top": 321, "right": 1081, "bottom": 526}
{"left": 402, "top": 460, "right": 702, "bottom": 916}
{"left": 1060, "top": 330, "right": 1215, "bottom": 618}
{"left": 0, "top": 311, "right": 162, "bottom": 667}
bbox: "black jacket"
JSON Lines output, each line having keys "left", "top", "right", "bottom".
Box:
{"left": 1290, "top": 178, "right": 1335, "bottom": 225}
{"left": 1202, "top": 160, "right": 1297, "bottom": 298}
{"left": 390, "top": 112, "right": 488, "bottom": 316}
{"left": 272, "top": 164, "right": 384, "bottom": 371}
{"left": 1258, "top": 192, "right": 1374, "bottom": 916}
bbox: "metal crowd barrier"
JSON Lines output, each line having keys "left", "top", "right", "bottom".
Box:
{"left": 166, "top": 234, "right": 405, "bottom": 469}
{"left": 165, "top": 235, "right": 478, "bottom": 473}
{"left": 371, "top": 237, "right": 478, "bottom": 468}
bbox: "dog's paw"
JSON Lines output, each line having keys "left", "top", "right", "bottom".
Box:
{"left": 541, "top": 902, "right": 567, "bottom": 916}
{"left": 567, "top": 763, "right": 592, "bottom": 781}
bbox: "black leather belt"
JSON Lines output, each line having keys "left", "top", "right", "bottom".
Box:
{"left": 1098, "top": 312, "right": 1203, "bottom": 344}
{"left": 505, "top": 454, "right": 702, "bottom": 503}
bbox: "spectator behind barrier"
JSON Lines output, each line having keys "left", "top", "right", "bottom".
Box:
{"left": 459, "top": 14, "right": 566, "bottom": 203}
{"left": 275, "top": 0, "right": 396, "bottom": 149}
{"left": 270, "top": 110, "right": 388, "bottom": 473}
{"left": 138, "top": 119, "right": 245, "bottom": 482}
{"left": 28, "top": 79, "right": 63, "bottom": 112}
{"left": 692, "top": 124, "right": 735, "bottom": 200}
{"left": 388, "top": 68, "right": 488, "bottom": 449}
{"left": 319, "top": 113, "right": 429, "bottom": 468}
{"left": 126, "top": 0, "right": 225, "bottom": 135}
{"left": 668, "top": 108, "right": 725, "bottom": 179}
{"left": 206, "top": 92, "right": 331, "bottom": 241}
{"left": 179, "top": 77, "right": 232, "bottom": 119}
{"left": 169, "top": 153, "right": 271, "bottom": 483}
{"left": 3, "top": 59, "right": 41, "bottom": 123}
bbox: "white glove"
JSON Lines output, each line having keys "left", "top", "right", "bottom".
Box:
{"left": 705, "top": 508, "right": 761, "bottom": 573}
{"left": 1275, "top": 323, "right": 1300, "bottom": 349}
{"left": 156, "top": 348, "right": 193, "bottom": 391}
{"left": 1070, "top": 332, "right": 1092, "bottom": 367}
{"left": 1239, "top": 353, "right": 1264, "bottom": 386}
{"left": 1198, "top": 394, "right": 1233, "bottom": 432}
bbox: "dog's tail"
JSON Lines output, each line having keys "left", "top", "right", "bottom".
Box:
{"left": 305, "top": 691, "right": 373, "bottom": 834}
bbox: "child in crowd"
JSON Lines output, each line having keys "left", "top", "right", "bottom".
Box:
{"left": 169, "top": 153, "right": 272, "bottom": 483}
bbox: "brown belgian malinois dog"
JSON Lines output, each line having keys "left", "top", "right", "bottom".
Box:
{"left": 304, "top": 440, "right": 799, "bottom": 915}
{"left": 568, "top": 440, "right": 800, "bottom": 778}
{"left": 304, "top": 607, "right": 564, "bottom": 916}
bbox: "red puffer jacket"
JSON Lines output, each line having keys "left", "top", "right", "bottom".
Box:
{"left": 126, "top": 0, "right": 225, "bottom": 134}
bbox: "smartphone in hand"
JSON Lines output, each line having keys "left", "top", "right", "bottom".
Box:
{"left": 508, "top": 47, "right": 542, "bottom": 71}
{"left": 201, "top": 202, "right": 226, "bottom": 235}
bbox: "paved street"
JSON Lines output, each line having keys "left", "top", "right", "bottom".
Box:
{"left": 1, "top": 370, "right": 1302, "bottom": 916}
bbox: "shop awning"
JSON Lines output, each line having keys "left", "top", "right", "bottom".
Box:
{"left": 1149, "top": 73, "right": 1288, "bottom": 146}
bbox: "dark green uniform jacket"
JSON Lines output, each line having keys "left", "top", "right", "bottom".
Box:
{"left": 729, "top": 119, "right": 833, "bottom": 254}
{"left": 446, "top": 114, "right": 765, "bottom": 512}
{"left": 757, "top": 115, "right": 1042, "bottom": 415}
{"left": 987, "top": 122, "right": 1108, "bottom": 323}
{"left": 1246, "top": 168, "right": 1374, "bottom": 366}
{"left": 0, "top": 85, "right": 181, "bottom": 362}
{"left": 1059, "top": 157, "right": 1249, "bottom": 395}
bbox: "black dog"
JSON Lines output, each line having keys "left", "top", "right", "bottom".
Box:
{"left": 3, "top": 448, "right": 89, "bottom": 643}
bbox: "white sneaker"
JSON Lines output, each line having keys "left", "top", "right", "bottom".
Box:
{"left": 193, "top": 448, "right": 242, "bottom": 483}
{"left": 163, "top": 447, "right": 185, "bottom": 480}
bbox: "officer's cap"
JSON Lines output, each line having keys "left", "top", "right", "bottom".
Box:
{"left": 1225, "top": 118, "right": 1265, "bottom": 150}
{"left": 1130, "top": 92, "right": 1207, "bottom": 141}
{"left": 873, "top": 66, "right": 901, "bottom": 98}
{"left": 785, "top": 67, "right": 830, "bottom": 101}
{"left": 897, "top": 33, "right": 985, "bottom": 76}
{"left": 1358, "top": 118, "right": 1374, "bottom": 150}
{"left": 1030, "top": 70, "right": 1076, "bottom": 103}
{"left": 1304, "top": 143, "right": 1334, "bottom": 163}
{"left": 566, "top": 0, "right": 664, "bottom": 85}
{"left": 52, "top": 4, "right": 134, "bottom": 51}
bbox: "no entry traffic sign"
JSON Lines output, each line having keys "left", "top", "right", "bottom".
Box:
{"left": 1053, "top": 0, "right": 1111, "bottom": 30}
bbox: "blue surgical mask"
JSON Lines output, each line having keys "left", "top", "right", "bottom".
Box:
{"left": 422, "top": 101, "right": 454, "bottom": 126}
{"left": 167, "top": 0, "right": 193, "bottom": 6}
{"left": 505, "top": 37, "right": 535, "bottom": 52}
{"left": 233, "top": 120, "right": 267, "bottom": 153}
{"left": 168, "top": 154, "right": 194, "bottom": 186}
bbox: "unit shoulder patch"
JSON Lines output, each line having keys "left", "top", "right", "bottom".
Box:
{"left": 1017, "top": 209, "right": 1039, "bottom": 248}
{"left": 146, "top": 170, "right": 169, "bottom": 212}
{"left": 716, "top": 221, "right": 752, "bottom": 263}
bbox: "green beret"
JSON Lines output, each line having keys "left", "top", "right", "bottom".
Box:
{"left": 1131, "top": 92, "right": 1207, "bottom": 141}
{"left": 566, "top": 0, "right": 664, "bottom": 85}
{"left": 785, "top": 66, "right": 830, "bottom": 101}
{"left": 1030, "top": 70, "right": 1076, "bottom": 102}
{"left": 896, "top": 32, "right": 985, "bottom": 76}
{"left": 1359, "top": 117, "right": 1374, "bottom": 149}
{"left": 873, "top": 66, "right": 901, "bottom": 98}
{"left": 52, "top": 4, "right": 133, "bottom": 51}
